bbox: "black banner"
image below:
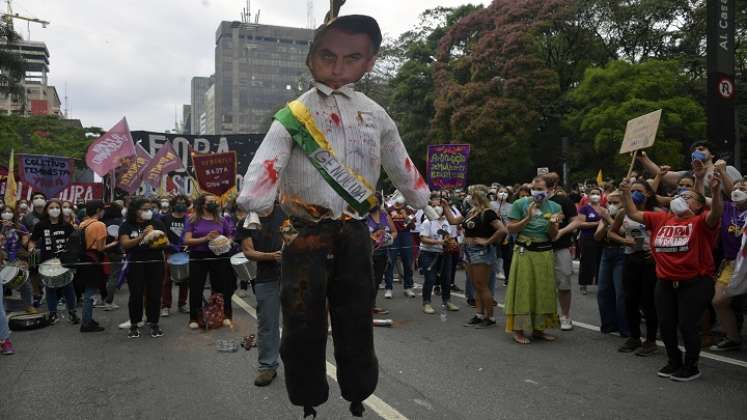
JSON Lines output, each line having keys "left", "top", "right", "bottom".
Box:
{"left": 128, "top": 131, "right": 264, "bottom": 196}
{"left": 706, "top": 0, "right": 736, "bottom": 157}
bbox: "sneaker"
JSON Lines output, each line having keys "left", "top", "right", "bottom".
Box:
{"left": 93, "top": 298, "right": 106, "bottom": 308}
{"left": 404, "top": 289, "right": 416, "bottom": 298}
{"left": 497, "top": 272, "right": 506, "bottom": 281}
{"left": 254, "top": 369, "right": 278, "bottom": 387}
{"left": 372, "top": 307, "right": 390, "bottom": 315}
{"left": 237, "top": 289, "right": 248, "bottom": 298}
{"left": 464, "top": 315, "right": 483, "bottom": 327}
{"left": 189, "top": 321, "right": 199, "bottom": 329}
{"left": 68, "top": 311, "right": 80, "bottom": 325}
{"left": 618, "top": 337, "right": 642, "bottom": 353}
{"left": 433, "top": 286, "right": 441, "bottom": 295}
{"left": 150, "top": 324, "right": 164, "bottom": 338}
{"left": 1, "top": 339, "right": 15, "bottom": 355}
{"left": 384, "top": 290, "right": 393, "bottom": 299}
{"left": 178, "top": 305, "right": 189, "bottom": 314}
{"left": 451, "top": 284, "right": 462, "bottom": 292}
{"left": 223, "top": 319, "right": 233, "bottom": 327}
{"left": 710, "top": 337, "right": 742, "bottom": 352}
{"left": 657, "top": 362, "right": 682, "bottom": 378}
{"left": 670, "top": 365, "right": 701, "bottom": 382}
{"left": 446, "top": 302, "right": 459, "bottom": 311}
{"left": 48, "top": 312, "right": 59, "bottom": 325}
{"left": 560, "top": 316, "right": 573, "bottom": 331}
{"left": 475, "top": 319, "right": 497, "bottom": 329}
{"left": 160, "top": 307, "right": 170, "bottom": 317}
{"left": 118, "top": 320, "right": 144, "bottom": 329}
{"left": 635, "top": 340, "right": 658, "bottom": 357}
{"left": 423, "top": 304, "right": 435, "bottom": 314}
{"left": 128, "top": 326, "right": 141, "bottom": 339}
{"left": 80, "top": 323, "right": 105, "bottom": 333}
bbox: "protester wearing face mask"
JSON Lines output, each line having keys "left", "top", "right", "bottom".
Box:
{"left": 710, "top": 181, "right": 747, "bottom": 351}
{"left": 609, "top": 180, "right": 659, "bottom": 356}
{"left": 443, "top": 185, "right": 507, "bottom": 328}
{"left": 184, "top": 194, "right": 237, "bottom": 329}
{"left": 504, "top": 177, "right": 562, "bottom": 343}
{"left": 22, "top": 193, "right": 47, "bottom": 232}
{"left": 160, "top": 195, "right": 191, "bottom": 316}
{"left": 60, "top": 200, "right": 77, "bottom": 226}
{"left": 419, "top": 198, "right": 460, "bottom": 315}
{"left": 76, "top": 200, "right": 109, "bottom": 333}
{"left": 576, "top": 187, "right": 604, "bottom": 295}
{"left": 593, "top": 191, "right": 629, "bottom": 336}
{"left": 100, "top": 203, "right": 124, "bottom": 312}
{"left": 119, "top": 198, "right": 169, "bottom": 339}
{"left": 28, "top": 199, "right": 79, "bottom": 325}
{"left": 621, "top": 173, "right": 723, "bottom": 382}
{"left": 385, "top": 193, "right": 417, "bottom": 298}
{"left": 367, "top": 193, "right": 397, "bottom": 315}
{"left": 0, "top": 206, "right": 36, "bottom": 314}
{"left": 494, "top": 187, "right": 514, "bottom": 286}
{"left": 159, "top": 198, "right": 171, "bottom": 216}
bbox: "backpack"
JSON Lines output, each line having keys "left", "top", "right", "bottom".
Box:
{"left": 60, "top": 225, "right": 88, "bottom": 267}
{"left": 197, "top": 293, "right": 225, "bottom": 329}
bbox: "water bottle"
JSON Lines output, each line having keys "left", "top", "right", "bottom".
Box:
{"left": 440, "top": 304, "right": 447, "bottom": 322}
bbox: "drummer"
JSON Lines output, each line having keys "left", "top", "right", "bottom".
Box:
{"left": 237, "top": 201, "right": 285, "bottom": 386}
{"left": 0, "top": 205, "right": 36, "bottom": 314}
{"left": 160, "top": 195, "right": 191, "bottom": 317}
{"left": 119, "top": 198, "right": 169, "bottom": 339}
{"left": 184, "top": 193, "right": 236, "bottom": 329}
{"left": 28, "top": 199, "right": 80, "bottom": 325}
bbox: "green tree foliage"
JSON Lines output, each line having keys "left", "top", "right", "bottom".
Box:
{"left": 565, "top": 59, "right": 706, "bottom": 181}
{"left": 0, "top": 20, "right": 25, "bottom": 100}
{"left": 0, "top": 115, "right": 91, "bottom": 168}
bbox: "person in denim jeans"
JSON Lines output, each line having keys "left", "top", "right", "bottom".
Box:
{"left": 593, "top": 191, "right": 629, "bottom": 336}
{"left": 385, "top": 197, "right": 416, "bottom": 297}
{"left": 238, "top": 203, "right": 285, "bottom": 387}
{"left": 418, "top": 210, "right": 459, "bottom": 314}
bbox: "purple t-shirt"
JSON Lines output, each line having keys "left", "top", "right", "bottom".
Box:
{"left": 2, "top": 224, "right": 28, "bottom": 262}
{"left": 579, "top": 204, "right": 602, "bottom": 239}
{"left": 185, "top": 216, "right": 235, "bottom": 253}
{"left": 721, "top": 201, "right": 747, "bottom": 260}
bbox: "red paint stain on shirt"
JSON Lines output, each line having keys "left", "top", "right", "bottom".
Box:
{"left": 415, "top": 174, "right": 427, "bottom": 190}
{"left": 252, "top": 160, "right": 279, "bottom": 195}
{"left": 263, "top": 159, "right": 279, "bottom": 184}
{"left": 404, "top": 158, "right": 413, "bottom": 172}
{"left": 330, "top": 113, "right": 341, "bottom": 127}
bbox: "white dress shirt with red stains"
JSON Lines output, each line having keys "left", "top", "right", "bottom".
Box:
{"left": 237, "top": 82, "right": 431, "bottom": 221}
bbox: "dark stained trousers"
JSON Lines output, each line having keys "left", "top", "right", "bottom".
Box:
{"left": 280, "top": 218, "right": 377, "bottom": 416}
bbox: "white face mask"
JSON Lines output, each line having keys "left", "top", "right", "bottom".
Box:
{"left": 607, "top": 204, "right": 619, "bottom": 217}
{"left": 62, "top": 208, "right": 73, "bottom": 216}
{"left": 1, "top": 212, "right": 13, "bottom": 221}
{"left": 121, "top": 208, "right": 127, "bottom": 217}
{"left": 531, "top": 190, "right": 547, "bottom": 202}
{"left": 498, "top": 192, "right": 509, "bottom": 201}
{"left": 161, "top": 201, "right": 170, "bottom": 209}
{"left": 140, "top": 209, "right": 153, "bottom": 221}
{"left": 48, "top": 208, "right": 61, "bottom": 219}
{"left": 670, "top": 197, "right": 690, "bottom": 215}
{"left": 731, "top": 190, "right": 747, "bottom": 204}
{"left": 590, "top": 194, "right": 601, "bottom": 204}
{"left": 19, "top": 203, "right": 28, "bottom": 211}
{"left": 33, "top": 198, "right": 46, "bottom": 208}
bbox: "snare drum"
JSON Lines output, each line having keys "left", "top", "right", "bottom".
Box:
{"left": 167, "top": 252, "right": 190, "bottom": 285}
{"left": 0, "top": 262, "right": 29, "bottom": 290}
{"left": 230, "top": 252, "right": 256, "bottom": 283}
{"left": 39, "top": 258, "right": 75, "bottom": 288}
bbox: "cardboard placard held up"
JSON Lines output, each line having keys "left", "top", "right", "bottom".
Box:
{"left": 619, "top": 109, "right": 662, "bottom": 154}
{"left": 536, "top": 167, "right": 549, "bottom": 176}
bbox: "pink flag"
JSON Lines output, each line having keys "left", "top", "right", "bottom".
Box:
{"left": 140, "top": 141, "right": 184, "bottom": 187}
{"left": 86, "top": 117, "right": 136, "bottom": 177}
{"left": 116, "top": 145, "right": 151, "bottom": 193}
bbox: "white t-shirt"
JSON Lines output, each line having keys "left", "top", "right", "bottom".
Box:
{"left": 419, "top": 218, "right": 457, "bottom": 253}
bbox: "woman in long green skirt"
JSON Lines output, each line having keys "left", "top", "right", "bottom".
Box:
{"left": 505, "top": 177, "right": 562, "bottom": 344}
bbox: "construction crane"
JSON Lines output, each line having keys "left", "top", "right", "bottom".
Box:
{"left": 2, "top": 0, "right": 50, "bottom": 40}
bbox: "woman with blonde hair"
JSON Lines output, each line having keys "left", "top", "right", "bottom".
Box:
{"left": 443, "top": 185, "right": 507, "bottom": 328}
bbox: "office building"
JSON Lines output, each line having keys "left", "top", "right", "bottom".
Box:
{"left": 0, "top": 39, "right": 61, "bottom": 116}
{"left": 190, "top": 76, "right": 212, "bottom": 134}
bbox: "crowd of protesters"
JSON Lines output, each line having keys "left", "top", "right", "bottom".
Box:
{"left": 2, "top": 140, "right": 746, "bottom": 384}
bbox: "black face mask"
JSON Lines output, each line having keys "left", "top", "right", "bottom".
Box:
{"left": 206, "top": 203, "right": 219, "bottom": 213}
{"left": 173, "top": 204, "right": 187, "bottom": 213}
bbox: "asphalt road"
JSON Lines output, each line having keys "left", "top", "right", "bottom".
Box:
{"left": 2, "top": 266, "right": 747, "bottom": 420}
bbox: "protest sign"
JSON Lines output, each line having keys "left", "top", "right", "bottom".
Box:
{"left": 426, "top": 144, "right": 471, "bottom": 189}
{"left": 619, "top": 109, "right": 662, "bottom": 154}
{"left": 537, "top": 167, "right": 549, "bottom": 176}
{"left": 17, "top": 154, "right": 75, "bottom": 198}
{"left": 117, "top": 145, "right": 151, "bottom": 193}
{"left": 0, "top": 179, "right": 103, "bottom": 202}
{"left": 140, "top": 141, "right": 184, "bottom": 188}
{"left": 86, "top": 117, "right": 137, "bottom": 177}
{"left": 192, "top": 151, "right": 237, "bottom": 197}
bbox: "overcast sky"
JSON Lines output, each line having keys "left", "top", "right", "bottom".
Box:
{"left": 13, "top": 0, "right": 489, "bottom": 132}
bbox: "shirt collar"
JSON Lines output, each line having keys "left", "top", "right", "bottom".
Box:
{"left": 314, "top": 81, "right": 355, "bottom": 98}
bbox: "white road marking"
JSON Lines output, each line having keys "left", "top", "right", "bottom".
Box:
{"left": 231, "top": 295, "right": 410, "bottom": 420}
{"left": 449, "top": 291, "right": 747, "bottom": 369}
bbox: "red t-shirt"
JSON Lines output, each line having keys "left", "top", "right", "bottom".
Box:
{"left": 643, "top": 211, "right": 719, "bottom": 281}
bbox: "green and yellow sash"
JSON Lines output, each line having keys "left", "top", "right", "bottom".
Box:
{"left": 274, "top": 100, "right": 377, "bottom": 215}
